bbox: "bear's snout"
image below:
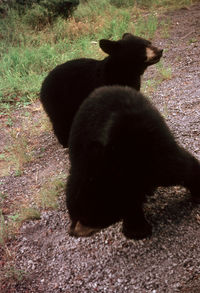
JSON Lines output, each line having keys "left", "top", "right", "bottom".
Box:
{"left": 69, "top": 221, "right": 100, "bottom": 237}
{"left": 145, "top": 46, "right": 163, "bottom": 64}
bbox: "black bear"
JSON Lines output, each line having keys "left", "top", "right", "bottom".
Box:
{"left": 66, "top": 86, "right": 200, "bottom": 240}
{"left": 40, "top": 33, "right": 163, "bottom": 147}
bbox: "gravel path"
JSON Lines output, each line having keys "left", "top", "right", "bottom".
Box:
{"left": 1, "top": 3, "right": 200, "bottom": 293}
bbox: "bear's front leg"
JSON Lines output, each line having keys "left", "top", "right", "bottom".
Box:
{"left": 122, "top": 205, "right": 152, "bottom": 240}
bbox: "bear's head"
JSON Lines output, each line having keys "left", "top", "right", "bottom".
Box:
{"left": 99, "top": 33, "right": 163, "bottom": 68}
{"left": 69, "top": 220, "right": 101, "bottom": 237}
{"left": 67, "top": 140, "right": 122, "bottom": 238}
{"left": 68, "top": 174, "right": 121, "bottom": 238}
{"left": 68, "top": 200, "right": 119, "bottom": 237}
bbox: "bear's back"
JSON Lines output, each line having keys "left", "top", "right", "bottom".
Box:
{"left": 40, "top": 58, "right": 103, "bottom": 104}
{"left": 69, "top": 86, "right": 176, "bottom": 178}
{"left": 70, "top": 85, "right": 170, "bottom": 147}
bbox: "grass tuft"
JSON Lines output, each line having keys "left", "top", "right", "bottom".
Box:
{"left": 35, "top": 175, "right": 66, "bottom": 209}
{"left": 19, "top": 207, "right": 41, "bottom": 222}
{"left": 7, "top": 130, "right": 33, "bottom": 175}
{"left": 156, "top": 61, "right": 172, "bottom": 81}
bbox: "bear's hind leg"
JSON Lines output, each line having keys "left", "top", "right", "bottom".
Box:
{"left": 166, "top": 148, "right": 200, "bottom": 203}
{"left": 184, "top": 156, "right": 200, "bottom": 203}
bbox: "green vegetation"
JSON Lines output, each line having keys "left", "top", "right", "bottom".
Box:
{"left": 0, "top": 0, "right": 195, "bottom": 115}
{"left": 156, "top": 61, "right": 172, "bottom": 81}
{"left": 0, "top": 204, "right": 40, "bottom": 246}
{"left": 142, "top": 60, "right": 172, "bottom": 95}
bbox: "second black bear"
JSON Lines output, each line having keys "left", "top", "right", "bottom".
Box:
{"left": 40, "top": 33, "right": 163, "bottom": 147}
{"left": 66, "top": 86, "right": 200, "bottom": 240}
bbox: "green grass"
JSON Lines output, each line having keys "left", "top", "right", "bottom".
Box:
{"left": 0, "top": 0, "right": 196, "bottom": 114}
{"left": 134, "top": 14, "right": 158, "bottom": 39}
{"left": 0, "top": 204, "right": 40, "bottom": 246}
{"left": 156, "top": 61, "right": 172, "bottom": 81}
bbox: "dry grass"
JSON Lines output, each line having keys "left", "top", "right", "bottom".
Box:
{"left": 35, "top": 175, "right": 66, "bottom": 210}
{"left": 1, "top": 103, "right": 51, "bottom": 176}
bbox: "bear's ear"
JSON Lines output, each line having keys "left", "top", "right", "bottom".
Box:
{"left": 122, "top": 33, "right": 133, "bottom": 39}
{"left": 99, "top": 39, "right": 119, "bottom": 55}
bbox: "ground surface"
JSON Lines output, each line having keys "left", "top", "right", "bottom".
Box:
{"left": 0, "top": 3, "right": 200, "bottom": 292}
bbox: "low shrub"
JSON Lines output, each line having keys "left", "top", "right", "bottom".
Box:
{"left": 0, "top": 0, "right": 80, "bottom": 28}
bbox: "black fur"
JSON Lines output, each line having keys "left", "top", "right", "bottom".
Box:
{"left": 40, "top": 33, "right": 163, "bottom": 147}
{"left": 66, "top": 86, "right": 200, "bottom": 240}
